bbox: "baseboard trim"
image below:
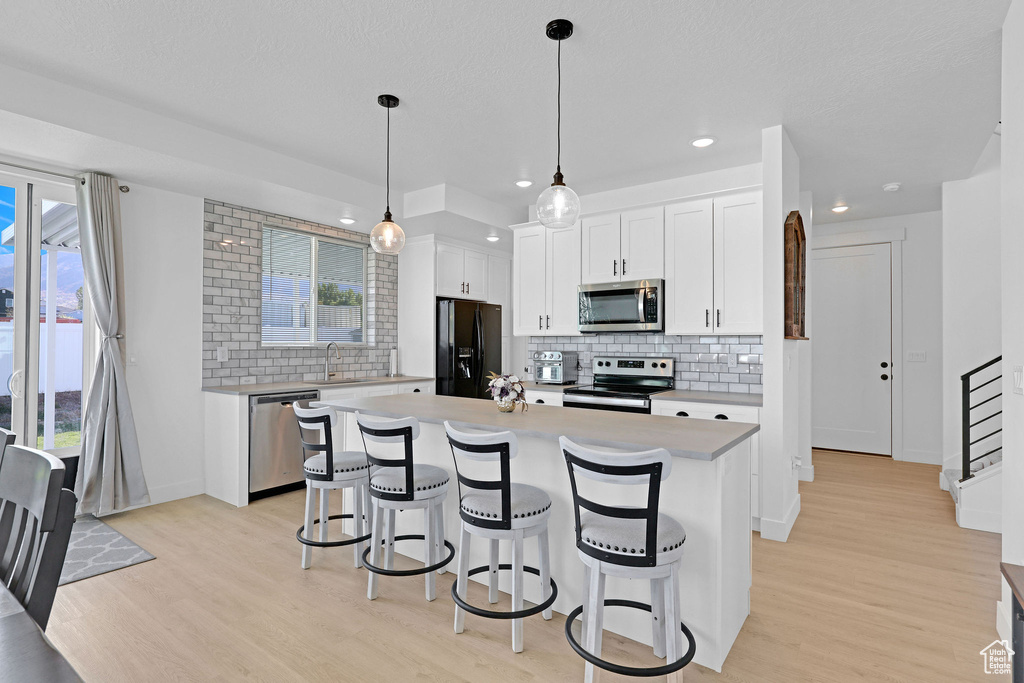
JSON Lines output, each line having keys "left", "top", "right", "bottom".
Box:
{"left": 759, "top": 494, "right": 801, "bottom": 542}
{"left": 798, "top": 465, "right": 814, "bottom": 482}
{"left": 900, "top": 449, "right": 942, "bottom": 465}
{"left": 957, "top": 504, "right": 1001, "bottom": 534}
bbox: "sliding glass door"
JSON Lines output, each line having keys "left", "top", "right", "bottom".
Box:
{"left": 0, "top": 172, "right": 87, "bottom": 453}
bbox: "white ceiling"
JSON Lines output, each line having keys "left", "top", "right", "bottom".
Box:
{"left": 0, "top": 0, "right": 1010, "bottom": 224}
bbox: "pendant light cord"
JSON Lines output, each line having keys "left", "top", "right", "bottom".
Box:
{"left": 386, "top": 105, "right": 391, "bottom": 214}
{"left": 556, "top": 36, "right": 562, "bottom": 174}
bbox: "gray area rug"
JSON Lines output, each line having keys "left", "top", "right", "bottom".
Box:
{"left": 59, "top": 515, "right": 155, "bottom": 585}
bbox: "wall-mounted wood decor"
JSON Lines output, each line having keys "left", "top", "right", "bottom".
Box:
{"left": 784, "top": 210, "right": 808, "bottom": 340}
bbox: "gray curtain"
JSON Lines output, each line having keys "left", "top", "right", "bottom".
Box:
{"left": 75, "top": 172, "right": 149, "bottom": 514}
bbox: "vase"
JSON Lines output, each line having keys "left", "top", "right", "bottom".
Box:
{"left": 497, "top": 400, "right": 517, "bottom": 413}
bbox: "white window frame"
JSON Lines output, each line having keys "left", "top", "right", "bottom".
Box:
{"left": 259, "top": 223, "right": 369, "bottom": 348}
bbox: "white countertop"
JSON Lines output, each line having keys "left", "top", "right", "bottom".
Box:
{"left": 314, "top": 393, "right": 758, "bottom": 461}
{"left": 202, "top": 375, "right": 433, "bottom": 396}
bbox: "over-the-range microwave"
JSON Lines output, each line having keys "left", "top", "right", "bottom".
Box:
{"left": 578, "top": 279, "right": 663, "bottom": 333}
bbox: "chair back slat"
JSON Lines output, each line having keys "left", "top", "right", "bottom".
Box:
{"left": 356, "top": 412, "right": 419, "bottom": 502}
{"left": 559, "top": 436, "right": 672, "bottom": 568}
{"left": 24, "top": 488, "right": 77, "bottom": 630}
{"left": 293, "top": 403, "right": 337, "bottom": 481}
{"left": 0, "top": 427, "right": 15, "bottom": 469}
{"left": 445, "top": 421, "right": 515, "bottom": 530}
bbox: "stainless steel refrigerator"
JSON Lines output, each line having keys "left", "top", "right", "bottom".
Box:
{"left": 436, "top": 299, "right": 503, "bottom": 399}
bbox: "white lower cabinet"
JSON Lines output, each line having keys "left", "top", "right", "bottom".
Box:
{"left": 525, "top": 389, "right": 563, "bottom": 407}
{"left": 652, "top": 400, "right": 761, "bottom": 526}
{"left": 398, "top": 381, "right": 434, "bottom": 395}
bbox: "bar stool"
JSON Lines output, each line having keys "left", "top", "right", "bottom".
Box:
{"left": 294, "top": 403, "right": 372, "bottom": 569}
{"left": 444, "top": 421, "right": 557, "bottom": 653}
{"left": 559, "top": 436, "right": 696, "bottom": 681}
{"left": 357, "top": 412, "right": 455, "bottom": 601}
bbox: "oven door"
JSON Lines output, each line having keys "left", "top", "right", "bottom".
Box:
{"left": 563, "top": 394, "right": 651, "bottom": 414}
{"left": 578, "top": 280, "right": 662, "bottom": 333}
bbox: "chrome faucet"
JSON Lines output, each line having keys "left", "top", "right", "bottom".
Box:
{"left": 324, "top": 342, "right": 341, "bottom": 381}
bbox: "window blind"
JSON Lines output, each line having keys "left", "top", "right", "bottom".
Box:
{"left": 261, "top": 227, "right": 312, "bottom": 343}
{"left": 317, "top": 240, "right": 365, "bottom": 343}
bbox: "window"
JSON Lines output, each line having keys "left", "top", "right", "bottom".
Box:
{"left": 261, "top": 225, "right": 366, "bottom": 345}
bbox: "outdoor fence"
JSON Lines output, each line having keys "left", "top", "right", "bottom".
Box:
{"left": 0, "top": 321, "right": 84, "bottom": 396}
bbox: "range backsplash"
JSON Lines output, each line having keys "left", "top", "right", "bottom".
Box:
{"left": 528, "top": 333, "right": 763, "bottom": 394}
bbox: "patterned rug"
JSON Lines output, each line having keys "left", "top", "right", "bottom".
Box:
{"left": 58, "top": 515, "right": 155, "bottom": 585}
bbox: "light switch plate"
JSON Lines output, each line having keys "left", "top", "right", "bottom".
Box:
{"left": 1014, "top": 366, "right": 1023, "bottom": 395}
{"left": 906, "top": 351, "right": 927, "bottom": 363}
{"left": 216, "top": 346, "right": 229, "bottom": 363}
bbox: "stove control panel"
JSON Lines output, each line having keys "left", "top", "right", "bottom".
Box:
{"left": 592, "top": 356, "right": 674, "bottom": 378}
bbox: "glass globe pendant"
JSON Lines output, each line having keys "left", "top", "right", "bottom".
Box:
{"left": 537, "top": 19, "right": 581, "bottom": 229}
{"left": 370, "top": 94, "right": 405, "bottom": 255}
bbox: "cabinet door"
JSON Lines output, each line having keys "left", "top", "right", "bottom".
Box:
{"left": 619, "top": 207, "right": 664, "bottom": 281}
{"left": 487, "top": 255, "right": 511, "bottom": 337}
{"left": 665, "top": 199, "right": 714, "bottom": 334}
{"left": 526, "top": 390, "right": 563, "bottom": 407}
{"left": 464, "top": 249, "right": 488, "bottom": 300}
{"left": 363, "top": 384, "right": 399, "bottom": 398}
{"left": 581, "top": 213, "right": 621, "bottom": 284}
{"left": 513, "top": 226, "right": 547, "bottom": 335}
{"left": 713, "top": 191, "right": 763, "bottom": 334}
{"left": 398, "top": 382, "right": 433, "bottom": 394}
{"left": 546, "top": 223, "right": 582, "bottom": 335}
{"left": 436, "top": 243, "right": 467, "bottom": 298}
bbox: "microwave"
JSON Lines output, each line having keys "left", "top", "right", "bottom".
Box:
{"left": 578, "top": 279, "right": 663, "bottom": 333}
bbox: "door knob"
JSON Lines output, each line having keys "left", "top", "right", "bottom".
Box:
{"left": 881, "top": 362, "right": 889, "bottom": 368}
{"left": 881, "top": 374, "right": 889, "bottom": 381}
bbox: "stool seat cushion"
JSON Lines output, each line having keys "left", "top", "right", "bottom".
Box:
{"left": 580, "top": 512, "right": 686, "bottom": 556}
{"left": 303, "top": 451, "right": 369, "bottom": 477}
{"left": 371, "top": 464, "right": 449, "bottom": 494}
{"left": 461, "top": 483, "right": 552, "bottom": 522}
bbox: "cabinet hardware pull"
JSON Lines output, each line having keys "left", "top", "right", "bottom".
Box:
{"left": 881, "top": 374, "right": 889, "bottom": 381}
{"left": 622, "top": 258, "right": 627, "bottom": 274}
{"left": 714, "top": 414, "right": 729, "bottom": 420}
{"left": 881, "top": 362, "right": 888, "bottom": 368}
{"left": 467, "top": 282, "right": 470, "bottom": 294}
{"left": 413, "top": 388, "right": 421, "bottom": 393}
{"left": 717, "top": 309, "right": 721, "bottom": 327}
{"left": 546, "top": 315, "right": 550, "bottom": 329}
{"left": 706, "top": 309, "right": 710, "bottom": 328}
{"left": 461, "top": 282, "right": 465, "bottom": 294}
{"left": 676, "top": 411, "right": 689, "bottom": 417}
{"left": 613, "top": 260, "right": 617, "bottom": 276}
{"left": 537, "top": 399, "right": 545, "bottom": 404}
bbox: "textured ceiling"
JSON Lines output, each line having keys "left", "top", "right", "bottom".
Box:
{"left": 0, "top": 0, "right": 1010, "bottom": 223}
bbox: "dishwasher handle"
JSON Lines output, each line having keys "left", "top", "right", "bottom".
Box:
{"left": 251, "top": 391, "right": 320, "bottom": 407}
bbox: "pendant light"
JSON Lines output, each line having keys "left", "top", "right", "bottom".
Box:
{"left": 370, "top": 94, "right": 406, "bottom": 255}
{"left": 536, "top": 19, "right": 581, "bottom": 229}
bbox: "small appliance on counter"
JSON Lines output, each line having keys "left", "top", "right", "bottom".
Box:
{"left": 578, "top": 279, "right": 663, "bottom": 333}
{"left": 563, "top": 356, "right": 674, "bottom": 414}
{"left": 532, "top": 351, "right": 579, "bottom": 385}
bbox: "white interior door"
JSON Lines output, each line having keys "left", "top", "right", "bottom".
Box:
{"left": 811, "top": 244, "right": 893, "bottom": 455}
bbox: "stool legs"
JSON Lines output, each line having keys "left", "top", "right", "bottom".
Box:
{"left": 651, "top": 576, "right": 666, "bottom": 658}
{"left": 583, "top": 562, "right": 606, "bottom": 683}
{"left": 367, "top": 498, "right": 384, "bottom": 600}
{"left": 434, "top": 500, "right": 447, "bottom": 575}
{"left": 665, "top": 564, "right": 683, "bottom": 661}
{"left": 512, "top": 529, "right": 525, "bottom": 653}
{"left": 424, "top": 502, "right": 437, "bottom": 601}
{"left": 301, "top": 482, "right": 316, "bottom": 569}
{"left": 352, "top": 483, "right": 364, "bottom": 568}
{"left": 454, "top": 523, "right": 472, "bottom": 633}
{"left": 319, "top": 487, "right": 330, "bottom": 543}
{"left": 538, "top": 529, "right": 552, "bottom": 620}
{"left": 488, "top": 539, "right": 500, "bottom": 604}
{"left": 383, "top": 508, "right": 396, "bottom": 570}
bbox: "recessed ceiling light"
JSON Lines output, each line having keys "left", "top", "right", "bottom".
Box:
{"left": 339, "top": 218, "right": 356, "bottom": 225}
{"left": 882, "top": 182, "right": 901, "bottom": 192}
{"left": 690, "top": 136, "right": 716, "bottom": 148}
{"left": 831, "top": 205, "right": 849, "bottom": 213}
{"left": 486, "top": 235, "right": 500, "bottom": 242}
{"left": 515, "top": 180, "right": 533, "bottom": 188}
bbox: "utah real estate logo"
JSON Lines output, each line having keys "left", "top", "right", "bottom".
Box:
{"left": 980, "top": 639, "right": 1014, "bottom": 675}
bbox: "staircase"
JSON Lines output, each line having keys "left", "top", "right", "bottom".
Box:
{"left": 940, "top": 356, "right": 1002, "bottom": 533}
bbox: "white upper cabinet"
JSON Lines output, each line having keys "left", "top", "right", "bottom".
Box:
{"left": 545, "top": 224, "right": 582, "bottom": 335}
{"left": 581, "top": 207, "right": 664, "bottom": 284}
{"left": 619, "top": 207, "right": 665, "bottom": 281}
{"left": 713, "top": 190, "right": 763, "bottom": 334}
{"left": 665, "top": 198, "right": 715, "bottom": 334}
{"left": 581, "top": 213, "right": 621, "bottom": 284}
{"left": 513, "top": 222, "right": 582, "bottom": 336}
{"left": 664, "top": 191, "right": 762, "bottom": 335}
{"left": 436, "top": 243, "right": 489, "bottom": 300}
{"left": 513, "top": 225, "right": 547, "bottom": 335}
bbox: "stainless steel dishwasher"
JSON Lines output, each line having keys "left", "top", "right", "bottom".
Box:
{"left": 249, "top": 390, "right": 320, "bottom": 498}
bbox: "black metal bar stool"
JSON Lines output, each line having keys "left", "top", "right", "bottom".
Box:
{"left": 357, "top": 412, "right": 455, "bottom": 601}
{"left": 444, "top": 421, "right": 557, "bottom": 653}
{"left": 559, "top": 436, "right": 696, "bottom": 682}
{"left": 294, "top": 404, "right": 372, "bottom": 569}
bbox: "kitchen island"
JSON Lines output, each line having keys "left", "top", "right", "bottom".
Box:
{"left": 314, "top": 393, "right": 758, "bottom": 672}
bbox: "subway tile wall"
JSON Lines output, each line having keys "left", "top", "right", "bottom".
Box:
{"left": 528, "top": 333, "right": 763, "bottom": 393}
{"left": 202, "top": 199, "right": 397, "bottom": 387}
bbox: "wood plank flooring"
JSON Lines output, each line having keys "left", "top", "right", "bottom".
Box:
{"left": 46, "top": 450, "right": 1005, "bottom": 681}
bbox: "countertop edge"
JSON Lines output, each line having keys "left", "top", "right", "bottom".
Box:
{"left": 202, "top": 376, "right": 434, "bottom": 396}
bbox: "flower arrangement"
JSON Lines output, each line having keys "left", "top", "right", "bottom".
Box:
{"left": 487, "top": 372, "right": 528, "bottom": 413}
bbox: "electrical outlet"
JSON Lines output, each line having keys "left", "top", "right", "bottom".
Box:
{"left": 906, "top": 351, "right": 927, "bottom": 363}
{"left": 216, "top": 346, "right": 229, "bottom": 363}
{"left": 728, "top": 354, "right": 738, "bottom": 368}
{"left": 127, "top": 353, "right": 138, "bottom": 367}
{"left": 1014, "top": 366, "right": 1023, "bottom": 395}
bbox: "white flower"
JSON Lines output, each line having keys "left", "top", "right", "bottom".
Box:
{"left": 508, "top": 375, "right": 520, "bottom": 384}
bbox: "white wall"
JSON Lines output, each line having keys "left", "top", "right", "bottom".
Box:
{"left": 941, "top": 136, "right": 1002, "bottom": 464}
{"left": 759, "top": 125, "right": 804, "bottom": 542}
{"left": 814, "top": 212, "right": 944, "bottom": 465}
{"left": 1000, "top": 0, "right": 1024, "bottom": 644}
{"left": 797, "top": 191, "right": 814, "bottom": 481}
{"left": 120, "top": 183, "right": 207, "bottom": 505}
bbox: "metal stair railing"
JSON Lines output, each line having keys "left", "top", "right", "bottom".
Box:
{"left": 961, "top": 356, "right": 1002, "bottom": 483}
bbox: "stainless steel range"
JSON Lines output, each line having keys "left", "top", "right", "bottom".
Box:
{"left": 562, "top": 356, "right": 674, "bottom": 414}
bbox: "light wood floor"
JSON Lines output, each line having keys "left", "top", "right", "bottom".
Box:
{"left": 46, "top": 450, "right": 1005, "bottom": 682}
